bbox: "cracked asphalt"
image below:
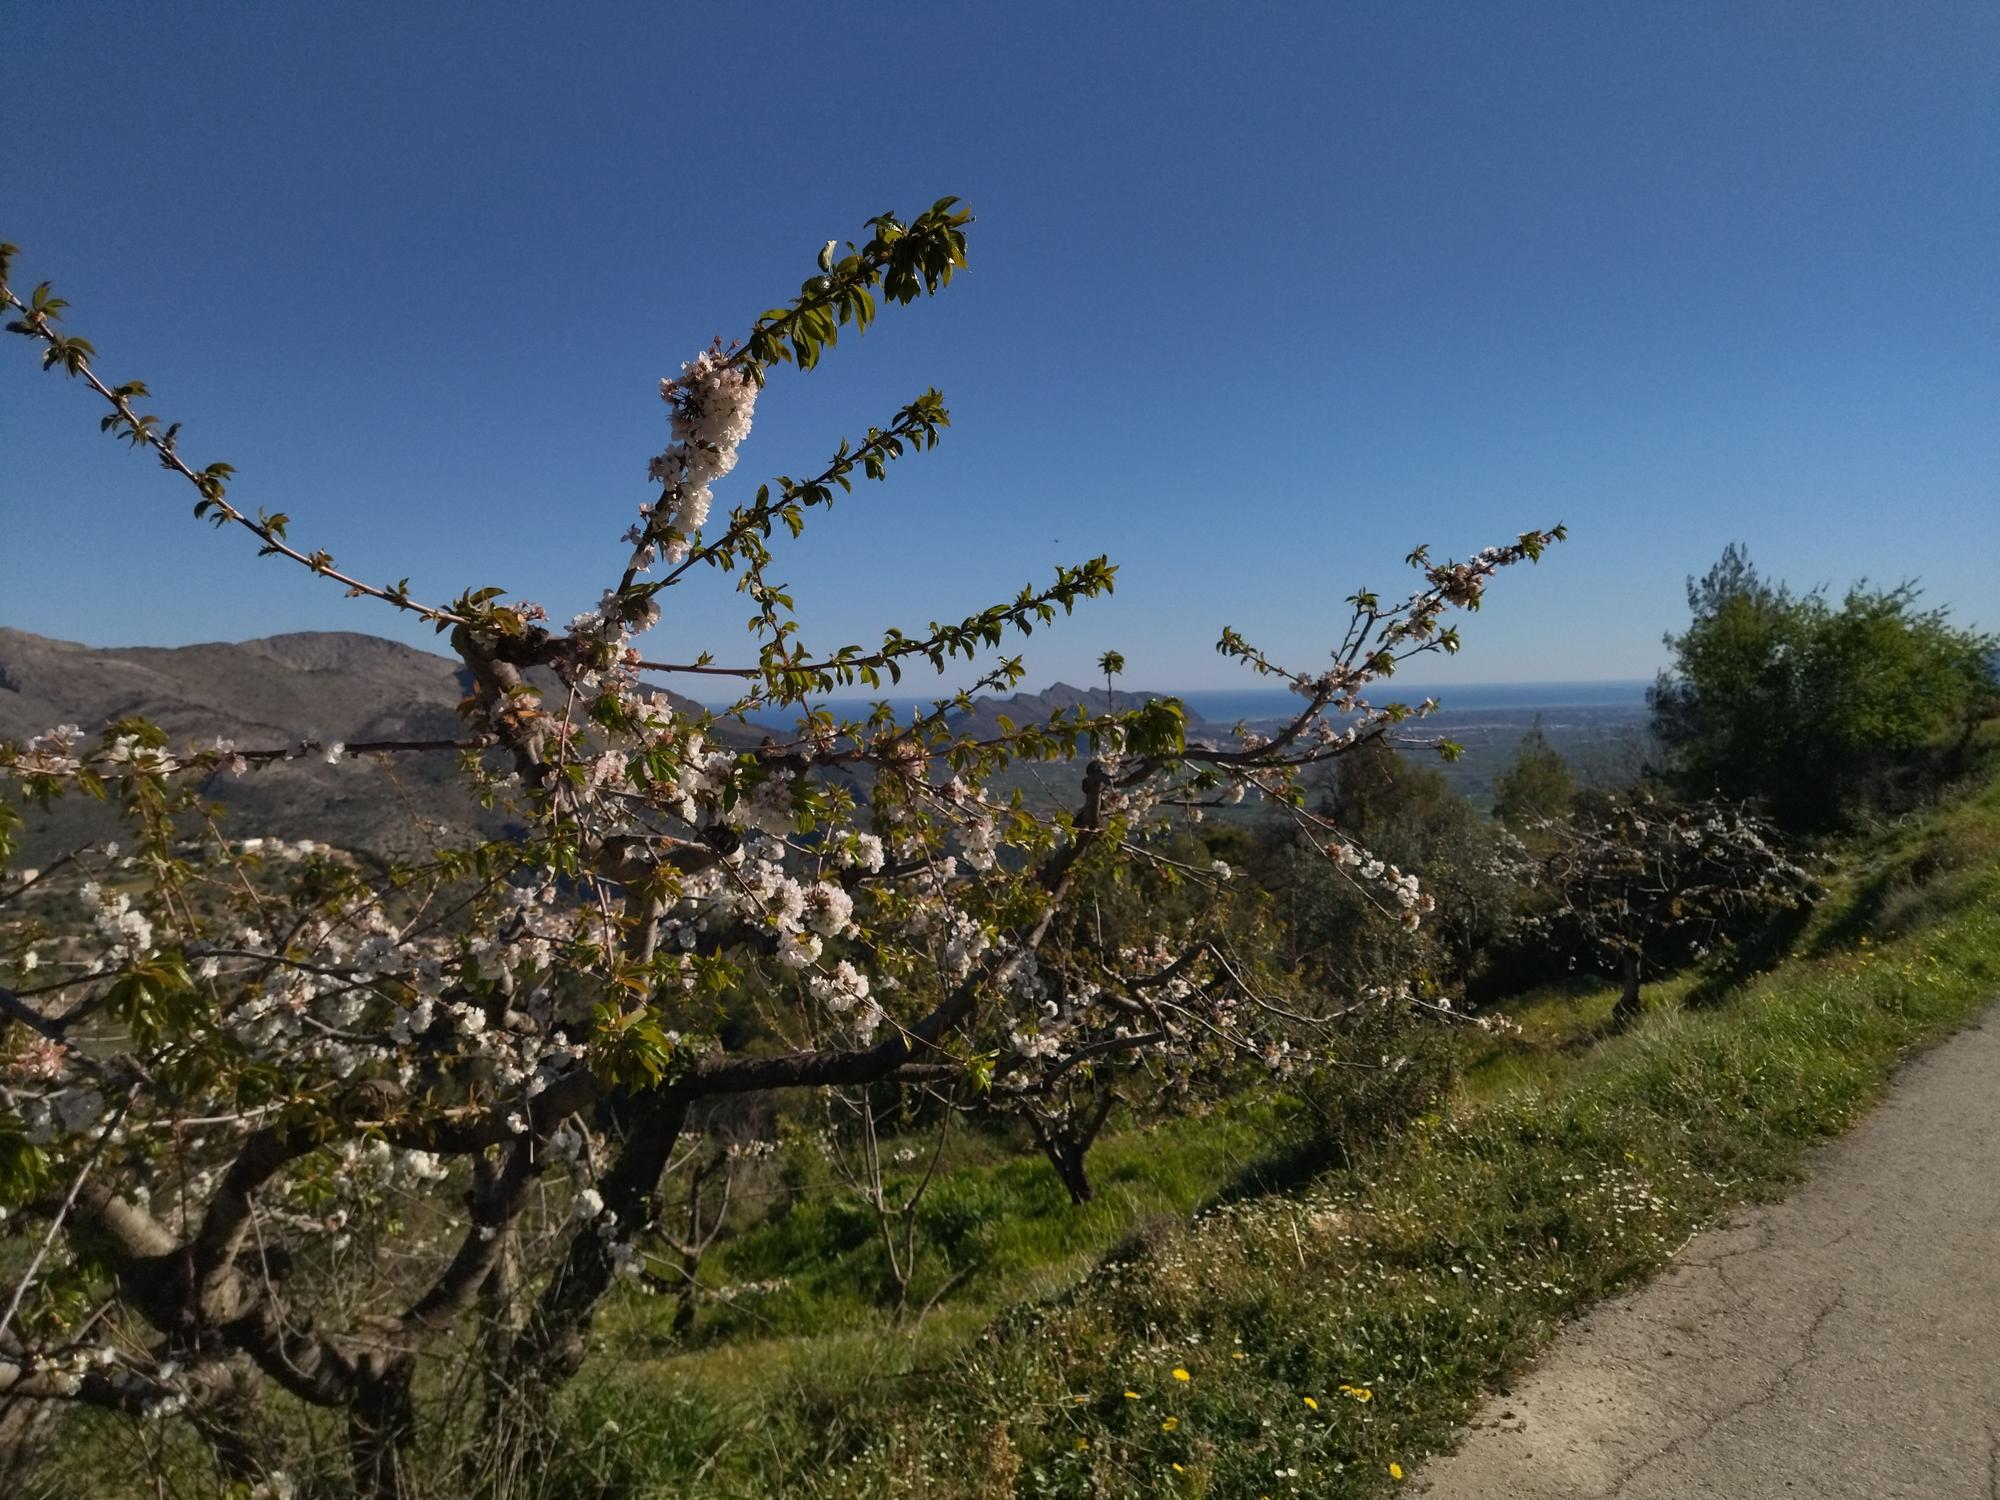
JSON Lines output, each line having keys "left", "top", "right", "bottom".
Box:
{"left": 1416, "top": 1010, "right": 2000, "bottom": 1499}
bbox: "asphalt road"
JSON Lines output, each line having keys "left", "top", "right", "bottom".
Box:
{"left": 1417, "top": 1009, "right": 2000, "bottom": 1499}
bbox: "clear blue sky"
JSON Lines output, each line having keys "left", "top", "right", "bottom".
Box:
{"left": 4, "top": 1, "right": 1995, "bottom": 692}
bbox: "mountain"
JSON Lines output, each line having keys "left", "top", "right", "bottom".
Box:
{"left": 0, "top": 628, "right": 478, "bottom": 750}
{"left": 0, "top": 628, "right": 765, "bottom": 862}
{"left": 944, "top": 681, "right": 1210, "bottom": 741}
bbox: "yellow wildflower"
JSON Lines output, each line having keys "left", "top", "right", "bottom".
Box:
{"left": 1124, "top": 1390, "right": 1140, "bottom": 1400}
{"left": 1303, "top": 1396, "right": 1319, "bottom": 1410}
{"left": 1075, "top": 1439, "right": 1089, "bottom": 1452}
{"left": 1390, "top": 1461, "right": 1405, "bottom": 1481}
{"left": 1172, "top": 1367, "right": 1191, "bottom": 1382}
{"left": 1161, "top": 1416, "right": 1180, "bottom": 1431}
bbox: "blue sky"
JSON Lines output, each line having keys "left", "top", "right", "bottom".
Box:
{"left": 3, "top": 1, "right": 1994, "bottom": 692}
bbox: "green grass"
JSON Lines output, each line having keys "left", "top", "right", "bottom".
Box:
{"left": 677, "top": 1095, "right": 1309, "bottom": 1345}
{"left": 554, "top": 769, "right": 2000, "bottom": 1498}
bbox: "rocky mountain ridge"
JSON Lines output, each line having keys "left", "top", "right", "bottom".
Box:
{"left": 0, "top": 627, "right": 755, "bottom": 861}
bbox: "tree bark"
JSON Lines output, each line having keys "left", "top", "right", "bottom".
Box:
{"left": 1613, "top": 950, "right": 1644, "bottom": 1027}
{"left": 512, "top": 1086, "right": 691, "bottom": 1389}
{"left": 348, "top": 1357, "right": 416, "bottom": 1500}
{"left": 1047, "top": 1138, "right": 1094, "bottom": 1205}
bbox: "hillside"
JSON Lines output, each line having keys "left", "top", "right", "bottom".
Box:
{"left": 0, "top": 627, "right": 764, "bottom": 861}
{"left": 943, "top": 681, "right": 1212, "bottom": 741}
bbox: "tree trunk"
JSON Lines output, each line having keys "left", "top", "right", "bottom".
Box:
{"left": 1046, "top": 1137, "right": 1094, "bottom": 1205}
{"left": 349, "top": 1358, "right": 416, "bottom": 1500}
{"left": 185, "top": 1357, "right": 270, "bottom": 1487}
{"left": 1027, "top": 1095, "right": 1117, "bottom": 1207}
{"left": 1613, "top": 950, "right": 1644, "bottom": 1027}
{"left": 509, "top": 1087, "right": 691, "bottom": 1393}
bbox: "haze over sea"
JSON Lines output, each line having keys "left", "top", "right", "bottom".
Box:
{"left": 713, "top": 680, "right": 1651, "bottom": 726}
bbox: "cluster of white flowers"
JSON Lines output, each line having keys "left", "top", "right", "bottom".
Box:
{"left": 800, "top": 881, "right": 855, "bottom": 938}
{"left": 2, "top": 1342, "right": 123, "bottom": 1399}
{"left": 899, "top": 898, "right": 993, "bottom": 982}
{"left": 104, "top": 733, "right": 179, "bottom": 777}
{"left": 640, "top": 344, "right": 760, "bottom": 566}
{"left": 774, "top": 930, "right": 821, "bottom": 969}
{"left": 1009, "top": 1027, "right": 1062, "bottom": 1060}
{"left": 1260, "top": 1037, "right": 1297, "bottom": 1074}
{"left": 607, "top": 1237, "right": 646, "bottom": 1279}
{"left": 1386, "top": 868, "right": 1422, "bottom": 907}
{"left": 728, "top": 766, "right": 799, "bottom": 837}
{"left": 78, "top": 879, "right": 154, "bottom": 961}
{"left": 657, "top": 732, "right": 735, "bottom": 824}
{"left": 1415, "top": 545, "right": 1511, "bottom": 614}
{"left": 314, "top": 1139, "right": 456, "bottom": 1193}
{"left": 808, "top": 960, "right": 882, "bottom": 1039}
{"left": 6, "top": 1037, "right": 67, "bottom": 1082}
{"left": 938, "top": 779, "right": 1001, "bottom": 872}
{"left": 708, "top": 1275, "right": 791, "bottom": 1304}
{"left": 15, "top": 723, "right": 84, "bottom": 776}
{"left": 559, "top": 589, "right": 657, "bottom": 695}
{"left": 835, "top": 830, "right": 887, "bottom": 872}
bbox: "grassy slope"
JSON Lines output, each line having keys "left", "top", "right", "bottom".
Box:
{"left": 564, "top": 768, "right": 2000, "bottom": 1498}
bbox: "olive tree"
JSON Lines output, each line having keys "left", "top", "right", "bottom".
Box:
{"left": 0, "top": 210, "right": 1561, "bottom": 1497}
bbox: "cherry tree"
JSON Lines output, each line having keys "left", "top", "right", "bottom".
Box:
{"left": 0, "top": 207, "right": 1562, "bottom": 1496}
{"left": 1524, "top": 793, "right": 1816, "bottom": 1025}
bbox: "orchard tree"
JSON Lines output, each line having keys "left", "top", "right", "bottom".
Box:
{"left": 0, "top": 210, "right": 1561, "bottom": 1497}
{"left": 1525, "top": 793, "right": 1815, "bottom": 1025}
{"left": 982, "top": 836, "right": 1296, "bottom": 1207}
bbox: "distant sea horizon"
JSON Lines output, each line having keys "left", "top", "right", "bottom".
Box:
{"left": 704, "top": 679, "right": 1652, "bottom": 724}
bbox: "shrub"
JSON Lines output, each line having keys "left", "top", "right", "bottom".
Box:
{"left": 1650, "top": 544, "right": 1997, "bottom": 829}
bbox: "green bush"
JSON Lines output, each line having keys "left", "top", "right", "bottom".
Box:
{"left": 1651, "top": 544, "right": 1997, "bottom": 829}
